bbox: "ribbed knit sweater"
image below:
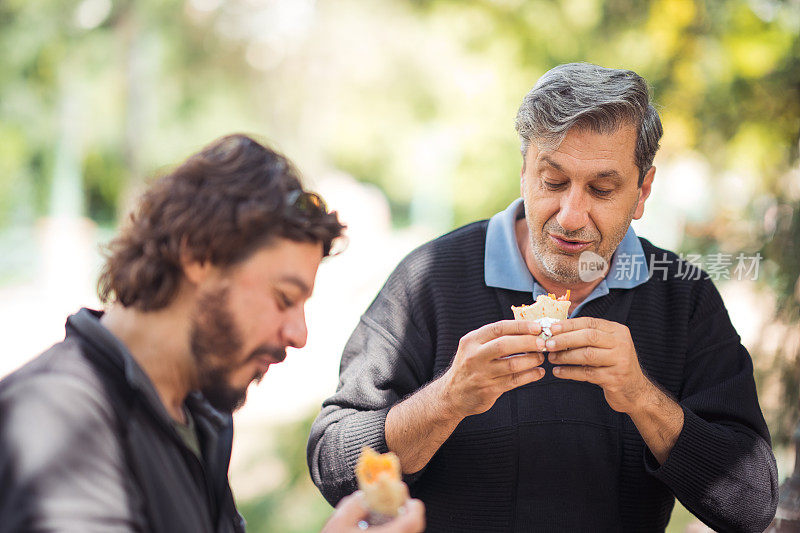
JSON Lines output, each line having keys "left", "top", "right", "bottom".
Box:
{"left": 307, "top": 221, "right": 778, "bottom": 532}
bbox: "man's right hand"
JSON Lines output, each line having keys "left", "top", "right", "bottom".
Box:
{"left": 441, "top": 319, "right": 546, "bottom": 417}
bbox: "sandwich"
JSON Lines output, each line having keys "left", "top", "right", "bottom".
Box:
{"left": 355, "top": 446, "right": 409, "bottom": 525}
{"left": 511, "top": 290, "right": 571, "bottom": 339}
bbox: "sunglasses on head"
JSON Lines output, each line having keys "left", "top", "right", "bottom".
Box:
{"left": 286, "top": 189, "right": 348, "bottom": 255}
{"left": 286, "top": 189, "right": 328, "bottom": 217}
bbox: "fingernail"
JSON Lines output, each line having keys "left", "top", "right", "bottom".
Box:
{"left": 538, "top": 368, "right": 546, "bottom": 377}
{"left": 546, "top": 340, "right": 555, "bottom": 350}
{"left": 536, "top": 338, "right": 545, "bottom": 350}
{"left": 553, "top": 366, "right": 561, "bottom": 376}
{"left": 548, "top": 353, "right": 557, "bottom": 364}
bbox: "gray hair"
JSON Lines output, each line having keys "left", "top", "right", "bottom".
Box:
{"left": 514, "top": 63, "right": 663, "bottom": 186}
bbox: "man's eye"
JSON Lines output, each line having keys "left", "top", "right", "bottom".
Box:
{"left": 278, "top": 294, "right": 294, "bottom": 309}
{"left": 590, "top": 187, "right": 613, "bottom": 197}
{"left": 543, "top": 180, "right": 567, "bottom": 190}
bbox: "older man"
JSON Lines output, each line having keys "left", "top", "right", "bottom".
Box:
{"left": 0, "top": 135, "right": 424, "bottom": 533}
{"left": 308, "top": 64, "right": 778, "bottom": 532}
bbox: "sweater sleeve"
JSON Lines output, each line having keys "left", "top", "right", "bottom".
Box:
{"left": 644, "top": 278, "right": 779, "bottom": 533}
{"left": 307, "top": 263, "right": 433, "bottom": 507}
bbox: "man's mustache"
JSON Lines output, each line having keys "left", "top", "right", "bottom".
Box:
{"left": 249, "top": 345, "right": 287, "bottom": 363}
{"left": 544, "top": 220, "right": 598, "bottom": 242}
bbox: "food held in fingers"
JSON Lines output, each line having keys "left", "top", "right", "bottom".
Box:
{"left": 355, "top": 446, "right": 410, "bottom": 525}
{"left": 511, "top": 290, "right": 571, "bottom": 339}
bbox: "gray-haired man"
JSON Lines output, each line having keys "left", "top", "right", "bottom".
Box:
{"left": 308, "top": 63, "right": 778, "bottom": 532}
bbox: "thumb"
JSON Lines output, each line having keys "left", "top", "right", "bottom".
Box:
{"left": 368, "top": 499, "right": 426, "bottom": 533}
{"left": 327, "top": 491, "right": 368, "bottom": 528}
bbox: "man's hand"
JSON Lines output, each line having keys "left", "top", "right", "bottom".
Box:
{"left": 321, "top": 492, "right": 425, "bottom": 533}
{"left": 544, "top": 317, "right": 684, "bottom": 464}
{"left": 442, "top": 319, "right": 547, "bottom": 418}
{"left": 543, "top": 317, "right": 649, "bottom": 413}
{"left": 385, "top": 319, "right": 545, "bottom": 474}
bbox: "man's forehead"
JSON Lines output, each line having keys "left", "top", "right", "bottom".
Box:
{"left": 529, "top": 124, "right": 638, "bottom": 174}
{"left": 234, "top": 239, "right": 322, "bottom": 290}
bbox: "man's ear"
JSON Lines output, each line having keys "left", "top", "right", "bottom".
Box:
{"left": 633, "top": 166, "right": 655, "bottom": 220}
{"left": 180, "top": 239, "right": 214, "bottom": 285}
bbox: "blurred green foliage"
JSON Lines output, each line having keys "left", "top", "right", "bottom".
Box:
{"left": 1, "top": 0, "right": 797, "bottom": 227}
{"left": 237, "top": 412, "right": 332, "bottom": 533}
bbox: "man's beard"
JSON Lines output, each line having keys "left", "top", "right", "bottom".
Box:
{"left": 189, "top": 284, "right": 285, "bottom": 413}
{"left": 528, "top": 205, "right": 635, "bottom": 284}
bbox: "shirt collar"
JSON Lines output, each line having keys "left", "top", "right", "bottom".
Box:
{"left": 484, "top": 198, "right": 648, "bottom": 315}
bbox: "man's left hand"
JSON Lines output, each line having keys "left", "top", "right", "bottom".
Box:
{"left": 543, "top": 317, "right": 651, "bottom": 414}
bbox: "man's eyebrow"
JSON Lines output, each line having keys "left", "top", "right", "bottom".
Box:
{"left": 540, "top": 156, "right": 624, "bottom": 182}
{"left": 277, "top": 275, "right": 311, "bottom": 295}
{"left": 539, "top": 156, "right": 564, "bottom": 173}
{"left": 594, "top": 169, "right": 623, "bottom": 182}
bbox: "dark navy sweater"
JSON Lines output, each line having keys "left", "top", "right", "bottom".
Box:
{"left": 307, "top": 221, "right": 778, "bottom": 532}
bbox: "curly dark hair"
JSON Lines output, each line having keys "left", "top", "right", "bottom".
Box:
{"left": 98, "top": 134, "right": 345, "bottom": 311}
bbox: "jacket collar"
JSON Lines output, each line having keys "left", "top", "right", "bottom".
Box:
{"left": 66, "top": 308, "right": 228, "bottom": 430}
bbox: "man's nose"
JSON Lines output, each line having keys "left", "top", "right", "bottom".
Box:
{"left": 556, "top": 187, "right": 589, "bottom": 232}
{"left": 283, "top": 306, "right": 309, "bottom": 349}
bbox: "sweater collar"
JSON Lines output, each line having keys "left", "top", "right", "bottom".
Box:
{"left": 484, "top": 198, "right": 649, "bottom": 316}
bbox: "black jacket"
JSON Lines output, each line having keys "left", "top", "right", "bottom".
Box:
{"left": 0, "top": 308, "right": 246, "bottom": 533}
{"left": 308, "top": 221, "right": 778, "bottom": 532}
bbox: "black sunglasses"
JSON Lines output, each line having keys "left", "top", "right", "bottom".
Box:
{"left": 286, "top": 189, "right": 328, "bottom": 217}
{"left": 286, "top": 189, "right": 348, "bottom": 255}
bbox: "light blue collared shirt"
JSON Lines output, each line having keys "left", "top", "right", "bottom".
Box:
{"left": 484, "top": 198, "right": 649, "bottom": 317}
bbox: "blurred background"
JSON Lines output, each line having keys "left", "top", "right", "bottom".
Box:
{"left": 0, "top": 0, "right": 798, "bottom": 531}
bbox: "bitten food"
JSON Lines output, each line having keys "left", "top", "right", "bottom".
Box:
{"left": 355, "top": 447, "right": 409, "bottom": 524}
{"left": 511, "top": 290, "right": 571, "bottom": 338}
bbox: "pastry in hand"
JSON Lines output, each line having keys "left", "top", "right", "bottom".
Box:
{"left": 355, "top": 447, "right": 410, "bottom": 524}
{"left": 511, "top": 290, "right": 571, "bottom": 339}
